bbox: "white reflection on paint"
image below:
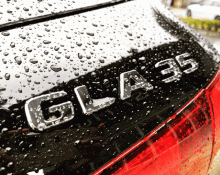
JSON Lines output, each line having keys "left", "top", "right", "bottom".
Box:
{"left": 27, "top": 169, "right": 44, "bottom": 175}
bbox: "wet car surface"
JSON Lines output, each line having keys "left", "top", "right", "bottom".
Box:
{"left": 1, "top": 0, "right": 220, "bottom": 175}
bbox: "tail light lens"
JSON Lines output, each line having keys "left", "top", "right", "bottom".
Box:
{"left": 93, "top": 68, "right": 220, "bottom": 175}
{"left": 207, "top": 68, "right": 220, "bottom": 174}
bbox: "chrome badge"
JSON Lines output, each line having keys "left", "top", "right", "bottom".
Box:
{"left": 119, "top": 70, "right": 153, "bottom": 100}
{"left": 155, "top": 53, "right": 198, "bottom": 83}
{"left": 25, "top": 53, "right": 198, "bottom": 131}
{"left": 74, "top": 85, "right": 115, "bottom": 115}
{"left": 25, "top": 91, "right": 74, "bottom": 131}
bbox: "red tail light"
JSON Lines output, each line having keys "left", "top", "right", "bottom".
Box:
{"left": 93, "top": 68, "right": 220, "bottom": 175}
{"left": 207, "top": 68, "right": 220, "bottom": 174}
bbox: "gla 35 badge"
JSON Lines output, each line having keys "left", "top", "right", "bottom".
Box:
{"left": 25, "top": 53, "right": 198, "bottom": 131}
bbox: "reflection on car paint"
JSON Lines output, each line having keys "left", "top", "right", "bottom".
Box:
{"left": 0, "top": 0, "right": 220, "bottom": 174}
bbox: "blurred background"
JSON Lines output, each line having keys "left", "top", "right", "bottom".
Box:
{"left": 162, "top": 0, "right": 220, "bottom": 53}
{"left": 163, "top": 0, "right": 202, "bottom": 8}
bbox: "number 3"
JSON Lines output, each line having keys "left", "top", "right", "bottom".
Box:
{"left": 155, "top": 58, "right": 182, "bottom": 83}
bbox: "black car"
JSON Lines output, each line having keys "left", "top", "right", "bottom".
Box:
{"left": 1, "top": 0, "right": 220, "bottom": 175}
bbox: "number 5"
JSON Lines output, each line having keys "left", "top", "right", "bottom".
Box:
{"left": 175, "top": 53, "right": 199, "bottom": 74}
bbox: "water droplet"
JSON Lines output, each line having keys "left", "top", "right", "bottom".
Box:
{"left": 41, "top": 142, "right": 45, "bottom": 147}
{"left": 65, "top": 55, "right": 70, "bottom": 59}
{"left": 34, "top": 81, "right": 40, "bottom": 85}
{"left": 15, "top": 74, "right": 20, "bottom": 78}
{"left": 56, "top": 79, "right": 63, "bottom": 86}
{"left": 19, "top": 34, "right": 26, "bottom": 39}
{"left": 92, "top": 41, "right": 99, "bottom": 45}
{"left": 38, "top": 123, "right": 46, "bottom": 131}
{"left": 10, "top": 42, "right": 15, "bottom": 48}
{"left": 7, "top": 162, "right": 13, "bottom": 168}
{"left": 38, "top": 9, "right": 44, "bottom": 13}
{"left": 24, "top": 66, "right": 29, "bottom": 72}
{"left": 92, "top": 23, "right": 98, "bottom": 27}
{"left": 74, "top": 72, "right": 79, "bottom": 76}
{"left": 26, "top": 47, "right": 32, "bottom": 52}
{"left": 29, "top": 58, "right": 38, "bottom": 64}
{"left": 76, "top": 42, "right": 82, "bottom": 47}
{"left": 19, "top": 141, "right": 24, "bottom": 147}
{"left": 4, "top": 147, "right": 12, "bottom": 154}
{"left": 78, "top": 53, "right": 83, "bottom": 59}
{"left": 54, "top": 46, "right": 59, "bottom": 51}
{"left": 44, "top": 23, "right": 49, "bottom": 27}
{"left": 14, "top": 56, "right": 22, "bottom": 65}
{"left": 124, "top": 23, "right": 129, "bottom": 28}
{"left": 1, "top": 32, "right": 10, "bottom": 36}
{"left": 99, "top": 58, "right": 105, "bottom": 63}
{"left": 1, "top": 128, "right": 8, "bottom": 133}
{"left": 82, "top": 67, "right": 87, "bottom": 71}
{"left": 7, "top": 10, "right": 12, "bottom": 14}
{"left": 2, "top": 58, "right": 7, "bottom": 64}
{"left": 0, "top": 87, "right": 6, "bottom": 91}
{"left": 86, "top": 55, "right": 91, "bottom": 59}
{"left": 0, "top": 167, "right": 6, "bottom": 172}
{"left": 66, "top": 35, "right": 71, "bottom": 39}
{"left": 23, "top": 7, "right": 29, "bottom": 11}
{"left": 44, "top": 50, "right": 49, "bottom": 55}
{"left": 45, "top": 28, "right": 50, "bottom": 32}
{"left": 60, "top": 20, "right": 65, "bottom": 24}
{"left": 4, "top": 52, "right": 9, "bottom": 56}
{"left": 5, "top": 73, "right": 10, "bottom": 80}
{"left": 91, "top": 72, "right": 96, "bottom": 77}
{"left": 50, "top": 65, "right": 62, "bottom": 72}
{"left": 55, "top": 55, "right": 61, "bottom": 59}
{"left": 127, "top": 31, "right": 132, "bottom": 36}
{"left": 23, "top": 154, "right": 28, "bottom": 159}
{"left": 86, "top": 31, "right": 94, "bottom": 36}
{"left": 37, "top": 34, "right": 42, "bottom": 37}
{"left": 43, "top": 40, "right": 51, "bottom": 44}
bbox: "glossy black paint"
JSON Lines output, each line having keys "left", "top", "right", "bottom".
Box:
{"left": 0, "top": 1, "right": 219, "bottom": 174}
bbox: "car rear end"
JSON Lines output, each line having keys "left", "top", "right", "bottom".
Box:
{"left": 0, "top": 0, "right": 220, "bottom": 175}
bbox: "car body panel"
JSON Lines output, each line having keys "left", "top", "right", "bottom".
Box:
{"left": 0, "top": 0, "right": 178, "bottom": 109}
{"left": 0, "top": 0, "right": 220, "bottom": 174}
{"left": 0, "top": 0, "right": 113, "bottom": 26}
